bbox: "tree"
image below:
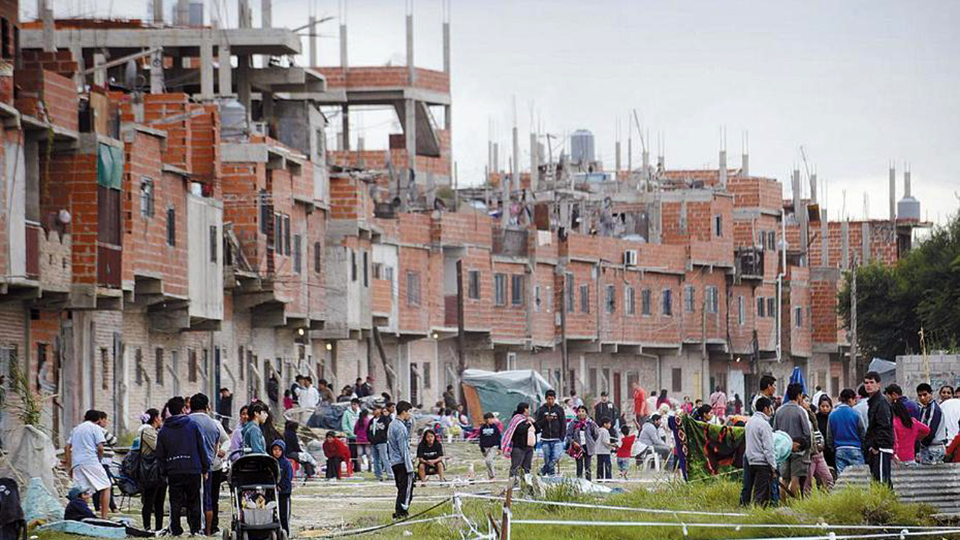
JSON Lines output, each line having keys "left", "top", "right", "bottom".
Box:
{"left": 838, "top": 211, "right": 960, "bottom": 360}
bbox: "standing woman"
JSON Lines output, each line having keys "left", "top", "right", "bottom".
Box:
{"left": 354, "top": 409, "right": 373, "bottom": 472}
{"left": 816, "top": 395, "right": 836, "bottom": 471}
{"left": 501, "top": 403, "right": 536, "bottom": 477}
{"left": 138, "top": 408, "right": 166, "bottom": 532}
{"left": 656, "top": 390, "right": 670, "bottom": 410}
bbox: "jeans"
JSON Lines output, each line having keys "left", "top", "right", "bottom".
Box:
{"left": 576, "top": 453, "right": 593, "bottom": 480}
{"left": 167, "top": 474, "right": 202, "bottom": 536}
{"left": 540, "top": 440, "right": 563, "bottom": 475}
{"left": 356, "top": 443, "right": 373, "bottom": 472}
{"left": 596, "top": 454, "right": 612, "bottom": 479}
{"left": 373, "top": 443, "right": 392, "bottom": 479}
{"left": 919, "top": 444, "right": 945, "bottom": 464}
{"left": 834, "top": 447, "right": 864, "bottom": 476}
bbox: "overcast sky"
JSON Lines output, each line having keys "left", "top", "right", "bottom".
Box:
{"left": 36, "top": 0, "right": 960, "bottom": 227}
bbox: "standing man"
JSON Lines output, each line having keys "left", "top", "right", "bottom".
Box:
{"left": 368, "top": 404, "right": 393, "bottom": 481}
{"left": 300, "top": 377, "right": 321, "bottom": 410}
{"left": 741, "top": 375, "right": 778, "bottom": 505}
{"left": 189, "top": 393, "right": 230, "bottom": 535}
{"left": 941, "top": 389, "right": 960, "bottom": 444}
{"left": 156, "top": 396, "right": 210, "bottom": 537}
{"left": 388, "top": 401, "right": 415, "bottom": 520}
{"left": 917, "top": 383, "right": 946, "bottom": 464}
{"left": 743, "top": 397, "right": 777, "bottom": 506}
{"left": 863, "top": 371, "right": 894, "bottom": 486}
{"left": 64, "top": 410, "right": 111, "bottom": 519}
{"left": 632, "top": 382, "right": 649, "bottom": 427}
{"left": 535, "top": 390, "right": 566, "bottom": 475}
{"left": 361, "top": 376, "right": 374, "bottom": 398}
{"left": 750, "top": 375, "right": 777, "bottom": 415}
{"left": 826, "top": 388, "right": 866, "bottom": 475}
{"left": 442, "top": 385, "right": 458, "bottom": 411}
{"left": 885, "top": 384, "right": 920, "bottom": 420}
{"left": 772, "top": 383, "right": 811, "bottom": 498}
{"left": 217, "top": 388, "right": 233, "bottom": 431}
{"left": 593, "top": 392, "right": 617, "bottom": 427}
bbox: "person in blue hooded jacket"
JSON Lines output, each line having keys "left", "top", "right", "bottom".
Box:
{"left": 156, "top": 396, "right": 210, "bottom": 537}
{"left": 270, "top": 439, "right": 293, "bottom": 535}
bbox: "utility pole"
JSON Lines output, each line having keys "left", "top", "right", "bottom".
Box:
{"left": 701, "top": 292, "right": 709, "bottom": 401}
{"left": 850, "top": 255, "right": 859, "bottom": 384}
{"left": 456, "top": 260, "right": 466, "bottom": 401}
{"left": 560, "top": 269, "right": 568, "bottom": 395}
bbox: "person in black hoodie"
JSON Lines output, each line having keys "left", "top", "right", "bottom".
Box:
{"left": 863, "top": 371, "right": 894, "bottom": 486}
{"left": 283, "top": 420, "right": 316, "bottom": 477}
{"left": 478, "top": 412, "right": 502, "bottom": 479}
{"left": 156, "top": 396, "right": 210, "bottom": 537}
{"left": 367, "top": 404, "right": 392, "bottom": 481}
{"left": 535, "top": 390, "right": 566, "bottom": 475}
{"left": 270, "top": 440, "right": 293, "bottom": 536}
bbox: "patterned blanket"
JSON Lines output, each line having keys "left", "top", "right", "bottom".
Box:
{"left": 669, "top": 414, "right": 746, "bottom": 481}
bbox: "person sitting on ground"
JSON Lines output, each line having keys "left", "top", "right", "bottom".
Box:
{"left": 616, "top": 424, "right": 636, "bottom": 479}
{"left": 65, "top": 487, "right": 97, "bottom": 521}
{"left": 416, "top": 429, "right": 446, "bottom": 484}
{"left": 322, "top": 431, "right": 351, "bottom": 479}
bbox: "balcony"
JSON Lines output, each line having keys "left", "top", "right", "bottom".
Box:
{"left": 735, "top": 247, "right": 764, "bottom": 280}
{"left": 25, "top": 222, "right": 40, "bottom": 279}
{"left": 493, "top": 228, "right": 528, "bottom": 258}
{"left": 444, "top": 294, "right": 458, "bottom": 327}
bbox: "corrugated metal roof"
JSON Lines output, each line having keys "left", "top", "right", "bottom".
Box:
{"left": 836, "top": 464, "right": 960, "bottom": 516}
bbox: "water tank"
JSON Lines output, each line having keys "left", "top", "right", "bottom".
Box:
{"left": 220, "top": 99, "right": 247, "bottom": 140}
{"left": 897, "top": 196, "right": 920, "bottom": 221}
{"left": 570, "top": 129, "right": 595, "bottom": 165}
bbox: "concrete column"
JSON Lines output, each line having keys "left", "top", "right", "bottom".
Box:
{"left": 719, "top": 149, "right": 727, "bottom": 188}
{"left": 153, "top": 0, "right": 164, "bottom": 23}
{"left": 615, "top": 141, "right": 621, "bottom": 174}
{"left": 442, "top": 20, "right": 450, "bottom": 74}
{"left": 70, "top": 42, "right": 85, "bottom": 89}
{"left": 199, "top": 30, "right": 215, "bottom": 100}
{"left": 340, "top": 24, "right": 348, "bottom": 68}
{"left": 405, "top": 98, "right": 416, "bottom": 179}
{"left": 861, "top": 222, "right": 870, "bottom": 263}
{"left": 308, "top": 15, "right": 317, "bottom": 66}
{"left": 218, "top": 42, "right": 232, "bottom": 95}
{"left": 262, "top": 92, "right": 273, "bottom": 123}
{"left": 512, "top": 126, "right": 519, "bottom": 193}
{"left": 820, "top": 208, "right": 828, "bottom": 267}
{"left": 93, "top": 53, "right": 106, "bottom": 87}
{"left": 262, "top": 0, "right": 272, "bottom": 28}
{"left": 742, "top": 153, "right": 749, "bottom": 176}
{"left": 809, "top": 173, "right": 818, "bottom": 205}
{"left": 150, "top": 49, "right": 165, "bottom": 94}
{"left": 627, "top": 137, "right": 632, "bottom": 172}
{"left": 237, "top": 56, "right": 251, "bottom": 114}
{"left": 904, "top": 169, "right": 912, "bottom": 198}
{"left": 841, "top": 220, "right": 849, "bottom": 270}
{"left": 493, "top": 142, "right": 498, "bottom": 173}
{"left": 39, "top": 0, "right": 55, "bottom": 52}
{"left": 888, "top": 165, "right": 896, "bottom": 221}
{"left": 177, "top": 0, "right": 189, "bottom": 25}
{"left": 530, "top": 132, "right": 539, "bottom": 192}
{"left": 406, "top": 13, "right": 415, "bottom": 84}
{"left": 341, "top": 104, "right": 350, "bottom": 151}
{"left": 238, "top": 0, "right": 251, "bottom": 28}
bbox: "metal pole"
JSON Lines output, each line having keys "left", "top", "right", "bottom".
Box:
{"left": 560, "top": 269, "right": 568, "bottom": 395}
{"left": 850, "top": 255, "right": 859, "bottom": 382}
{"left": 456, "top": 259, "right": 466, "bottom": 403}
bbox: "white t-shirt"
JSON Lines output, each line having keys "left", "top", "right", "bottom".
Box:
{"left": 941, "top": 399, "right": 960, "bottom": 443}
{"left": 69, "top": 421, "right": 106, "bottom": 468}
{"left": 300, "top": 386, "right": 320, "bottom": 409}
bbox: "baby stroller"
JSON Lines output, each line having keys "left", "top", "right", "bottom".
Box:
{"left": 223, "top": 454, "right": 287, "bottom": 540}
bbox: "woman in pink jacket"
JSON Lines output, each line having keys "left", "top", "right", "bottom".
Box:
{"left": 892, "top": 398, "right": 930, "bottom": 464}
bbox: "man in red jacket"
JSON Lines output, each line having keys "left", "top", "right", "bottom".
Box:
{"left": 322, "top": 431, "right": 351, "bottom": 479}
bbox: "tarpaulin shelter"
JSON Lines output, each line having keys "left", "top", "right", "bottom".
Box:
{"left": 790, "top": 366, "right": 807, "bottom": 396}
{"left": 461, "top": 369, "right": 552, "bottom": 427}
{"left": 868, "top": 358, "right": 897, "bottom": 382}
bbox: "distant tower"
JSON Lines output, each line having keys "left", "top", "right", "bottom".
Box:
{"left": 570, "top": 129, "right": 595, "bottom": 165}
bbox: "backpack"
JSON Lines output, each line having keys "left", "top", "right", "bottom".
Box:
{"left": 120, "top": 447, "right": 143, "bottom": 492}
{"left": 120, "top": 434, "right": 162, "bottom": 492}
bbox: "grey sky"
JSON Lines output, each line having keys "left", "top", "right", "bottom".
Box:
{"left": 37, "top": 0, "right": 960, "bottom": 226}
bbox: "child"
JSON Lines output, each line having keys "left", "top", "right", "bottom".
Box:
{"left": 616, "top": 425, "right": 636, "bottom": 479}
{"left": 322, "top": 431, "right": 351, "bottom": 479}
{"left": 478, "top": 412, "right": 502, "bottom": 480}
{"left": 595, "top": 417, "right": 614, "bottom": 480}
{"left": 270, "top": 440, "right": 293, "bottom": 536}
{"left": 65, "top": 487, "right": 97, "bottom": 521}
{"left": 354, "top": 409, "right": 373, "bottom": 472}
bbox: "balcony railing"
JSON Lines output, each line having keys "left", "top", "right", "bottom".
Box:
{"left": 735, "top": 247, "right": 764, "bottom": 279}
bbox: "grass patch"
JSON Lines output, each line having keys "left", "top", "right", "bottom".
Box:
{"left": 356, "top": 478, "right": 945, "bottom": 540}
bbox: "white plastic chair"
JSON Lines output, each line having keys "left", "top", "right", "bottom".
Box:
{"left": 637, "top": 443, "right": 663, "bottom": 472}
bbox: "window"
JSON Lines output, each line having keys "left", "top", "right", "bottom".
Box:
{"left": 362, "top": 251, "right": 368, "bottom": 287}
{"left": 238, "top": 346, "right": 245, "bottom": 380}
{"left": 685, "top": 285, "right": 695, "bottom": 313}
{"left": 714, "top": 215, "right": 723, "bottom": 237}
{"left": 767, "top": 231, "right": 776, "bottom": 251}
{"left": 580, "top": 284, "right": 590, "bottom": 313}
{"left": 423, "top": 362, "right": 431, "bottom": 389}
{"left": 283, "top": 215, "right": 291, "bottom": 256}
{"left": 795, "top": 306, "right": 803, "bottom": 328}
{"left": 534, "top": 285, "right": 542, "bottom": 312}
{"left": 209, "top": 225, "right": 218, "bottom": 263}
{"left": 188, "top": 349, "right": 198, "bottom": 382}
{"left": 706, "top": 286, "right": 719, "bottom": 314}
{"left": 767, "top": 297, "right": 776, "bottom": 318}
{"left": 166, "top": 207, "right": 176, "bottom": 246}
{"left": 511, "top": 275, "right": 524, "bottom": 306}
{"left": 625, "top": 286, "right": 635, "bottom": 315}
{"left": 494, "top": 273, "right": 507, "bottom": 306}
{"left": 314, "top": 242, "right": 322, "bottom": 273}
{"left": 565, "top": 274, "right": 575, "bottom": 313}
{"left": 672, "top": 367, "right": 682, "bottom": 393}
{"left": 350, "top": 249, "right": 357, "bottom": 281}
{"left": 383, "top": 265, "right": 394, "bottom": 283}
{"left": 757, "top": 296, "right": 765, "bottom": 318}
{"left": 140, "top": 177, "right": 155, "bottom": 217}
{"left": 135, "top": 348, "right": 143, "bottom": 386}
{"left": 293, "top": 234, "right": 302, "bottom": 273}
{"left": 406, "top": 271, "right": 421, "bottom": 306}
{"left": 738, "top": 296, "right": 744, "bottom": 326}
{"left": 273, "top": 213, "right": 282, "bottom": 248}
{"left": 605, "top": 284, "right": 615, "bottom": 313}
{"left": 641, "top": 288, "right": 651, "bottom": 316}
{"left": 100, "top": 348, "right": 109, "bottom": 390}
{"left": 662, "top": 288, "right": 673, "bottom": 316}
{"left": 155, "top": 348, "right": 164, "bottom": 386}
{"left": 170, "top": 350, "right": 180, "bottom": 395}
{"left": 468, "top": 270, "right": 480, "bottom": 300}
{"left": 259, "top": 190, "right": 270, "bottom": 234}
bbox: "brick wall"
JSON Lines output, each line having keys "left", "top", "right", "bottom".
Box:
{"left": 143, "top": 94, "right": 193, "bottom": 173}
{"left": 20, "top": 50, "right": 78, "bottom": 80}
{"left": 189, "top": 105, "right": 221, "bottom": 194}
{"left": 489, "top": 259, "right": 527, "bottom": 343}
{"left": 14, "top": 68, "right": 79, "bottom": 131}
{"left": 40, "top": 152, "right": 99, "bottom": 284}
